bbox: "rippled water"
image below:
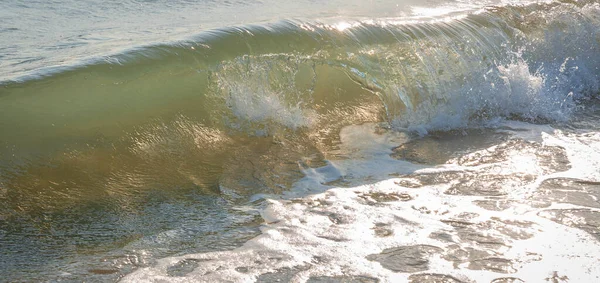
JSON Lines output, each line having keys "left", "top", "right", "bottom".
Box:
{"left": 1, "top": 0, "right": 510, "bottom": 81}
{"left": 1, "top": 0, "right": 600, "bottom": 282}
{"left": 124, "top": 108, "right": 600, "bottom": 282}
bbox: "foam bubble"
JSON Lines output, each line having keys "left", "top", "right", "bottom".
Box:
{"left": 122, "top": 122, "right": 600, "bottom": 283}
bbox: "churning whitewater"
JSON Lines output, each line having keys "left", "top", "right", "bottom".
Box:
{"left": 1, "top": 0, "right": 600, "bottom": 282}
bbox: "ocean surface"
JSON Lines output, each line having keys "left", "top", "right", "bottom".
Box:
{"left": 1, "top": 0, "right": 600, "bottom": 282}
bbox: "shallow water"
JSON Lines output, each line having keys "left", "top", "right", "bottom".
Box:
{"left": 1, "top": 0, "right": 600, "bottom": 282}
{"left": 123, "top": 111, "right": 600, "bottom": 282}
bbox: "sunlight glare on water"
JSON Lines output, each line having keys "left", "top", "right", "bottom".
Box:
{"left": 1, "top": 0, "right": 600, "bottom": 282}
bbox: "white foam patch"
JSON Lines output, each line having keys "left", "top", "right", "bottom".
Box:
{"left": 395, "top": 1, "right": 600, "bottom": 135}
{"left": 289, "top": 124, "right": 423, "bottom": 197}
{"left": 227, "top": 85, "right": 315, "bottom": 129}
{"left": 499, "top": 120, "right": 600, "bottom": 181}
{"left": 400, "top": 57, "right": 577, "bottom": 135}
{"left": 122, "top": 122, "right": 600, "bottom": 282}
{"left": 226, "top": 85, "right": 316, "bottom": 130}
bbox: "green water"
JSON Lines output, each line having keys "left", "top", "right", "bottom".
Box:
{"left": 1, "top": 0, "right": 600, "bottom": 281}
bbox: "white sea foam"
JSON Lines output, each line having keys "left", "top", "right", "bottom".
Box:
{"left": 391, "top": 1, "right": 600, "bottom": 135}
{"left": 226, "top": 86, "right": 316, "bottom": 131}
{"left": 399, "top": 56, "right": 585, "bottom": 136}
{"left": 122, "top": 121, "right": 600, "bottom": 282}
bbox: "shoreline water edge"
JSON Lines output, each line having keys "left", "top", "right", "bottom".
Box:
{"left": 1, "top": 0, "right": 600, "bottom": 282}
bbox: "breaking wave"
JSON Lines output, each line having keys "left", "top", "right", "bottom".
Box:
{"left": 1, "top": 0, "right": 599, "bottom": 139}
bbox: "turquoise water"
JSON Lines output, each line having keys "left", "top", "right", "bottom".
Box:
{"left": 1, "top": 0, "right": 600, "bottom": 282}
